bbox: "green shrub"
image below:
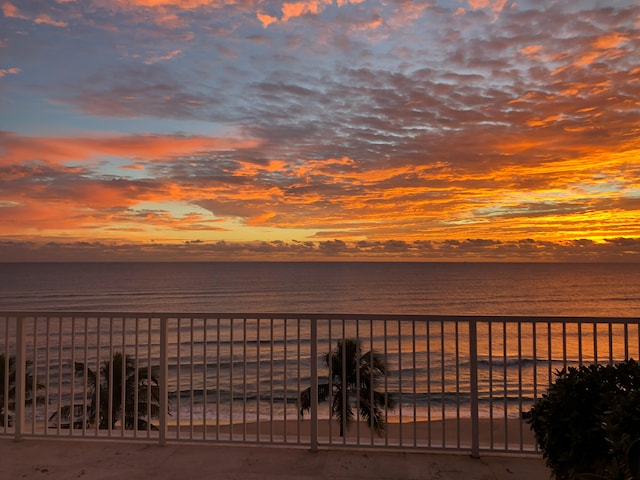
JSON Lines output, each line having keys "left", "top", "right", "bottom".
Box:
{"left": 525, "top": 359, "right": 640, "bottom": 480}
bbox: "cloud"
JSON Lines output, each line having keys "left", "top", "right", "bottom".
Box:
{"left": 1, "top": 1, "right": 639, "bottom": 260}
{"left": 0, "top": 67, "right": 20, "bottom": 78}
{"left": 1, "top": 237, "right": 638, "bottom": 262}
{"left": 0, "top": 132, "right": 260, "bottom": 166}
{"left": 144, "top": 49, "right": 182, "bottom": 64}
{"left": 467, "top": 0, "right": 508, "bottom": 13}
{"left": 2, "top": 1, "right": 68, "bottom": 27}
{"left": 257, "top": 12, "right": 278, "bottom": 28}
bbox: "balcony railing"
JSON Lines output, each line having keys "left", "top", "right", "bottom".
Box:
{"left": 1, "top": 312, "right": 638, "bottom": 456}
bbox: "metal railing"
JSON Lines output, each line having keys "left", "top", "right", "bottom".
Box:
{"left": 1, "top": 312, "right": 638, "bottom": 456}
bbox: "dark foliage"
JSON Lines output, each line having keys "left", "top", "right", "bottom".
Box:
{"left": 299, "top": 338, "right": 395, "bottom": 436}
{"left": 526, "top": 359, "right": 640, "bottom": 480}
{"left": 0, "top": 353, "right": 44, "bottom": 426}
{"left": 74, "top": 352, "right": 161, "bottom": 430}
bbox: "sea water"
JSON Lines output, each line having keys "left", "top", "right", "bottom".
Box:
{"left": 1, "top": 262, "right": 639, "bottom": 423}
{"left": 1, "top": 262, "right": 639, "bottom": 316}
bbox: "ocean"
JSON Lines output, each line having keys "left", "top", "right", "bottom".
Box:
{"left": 1, "top": 262, "right": 639, "bottom": 316}
{"left": 1, "top": 262, "right": 639, "bottom": 425}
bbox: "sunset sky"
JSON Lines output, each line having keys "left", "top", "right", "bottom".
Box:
{"left": 1, "top": 0, "right": 639, "bottom": 261}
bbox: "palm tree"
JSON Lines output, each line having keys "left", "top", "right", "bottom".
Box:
{"left": 300, "top": 338, "right": 395, "bottom": 437}
{"left": 74, "top": 351, "right": 160, "bottom": 430}
{"left": 0, "top": 353, "right": 44, "bottom": 426}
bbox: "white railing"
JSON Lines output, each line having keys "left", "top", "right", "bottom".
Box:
{"left": 1, "top": 313, "right": 639, "bottom": 456}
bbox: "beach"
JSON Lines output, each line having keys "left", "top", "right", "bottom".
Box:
{"left": 1, "top": 438, "right": 547, "bottom": 480}
{"left": 167, "top": 418, "right": 536, "bottom": 452}
{"left": 3, "top": 417, "right": 547, "bottom": 479}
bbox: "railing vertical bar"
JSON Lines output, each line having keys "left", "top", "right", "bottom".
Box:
{"left": 83, "top": 316, "right": 89, "bottom": 436}
{"left": 284, "top": 318, "right": 289, "bottom": 444}
{"left": 177, "top": 318, "right": 183, "bottom": 439}
{"left": 426, "top": 319, "right": 432, "bottom": 447}
{"left": 623, "top": 323, "right": 629, "bottom": 360}
{"left": 190, "top": 317, "right": 195, "bottom": 440}
{"left": 310, "top": 317, "right": 318, "bottom": 452}
{"left": 578, "top": 322, "right": 583, "bottom": 366}
{"left": 562, "top": 322, "right": 567, "bottom": 369}
{"left": 355, "top": 318, "right": 360, "bottom": 444}
{"left": 30, "top": 317, "right": 37, "bottom": 435}
{"left": 70, "top": 317, "right": 76, "bottom": 437}
{"left": 397, "top": 318, "right": 403, "bottom": 447}
{"left": 256, "top": 318, "right": 261, "bottom": 441}
{"left": 412, "top": 319, "right": 417, "bottom": 447}
{"left": 14, "top": 315, "right": 26, "bottom": 441}
{"left": 454, "top": 320, "right": 460, "bottom": 448}
{"left": 216, "top": 317, "right": 221, "bottom": 441}
{"left": 229, "top": 317, "right": 234, "bottom": 441}
{"left": 108, "top": 317, "right": 114, "bottom": 437}
{"left": 531, "top": 321, "right": 537, "bottom": 425}
{"left": 593, "top": 322, "right": 598, "bottom": 364}
{"left": 637, "top": 321, "right": 640, "bottom": 360}
{"left": 384, "top": 319, "right": 389, "bottom": 447}
{"left": 502, "top": 320, "right": 507, "bottom": 449}
{"left": 469, "top": 318, "right": 479, "bottom": 458}
{"left": 146, "top": 317, "right": 152, "bottom": 438}
{"left": 440, "top": 319, "right": 446, "bottom": 448}
{"left": 546, "top": 322, "right": 552, "bottom": 389}
{"left": 95, "top": 317, "right": 101, "bottom": 436}
{"left": 608, "top": 322, "right": 613, "bottom": 364}
{"left": 159, "top": 316, "right": 168, "bottom": 446}
{"left": 341, "top": 318, "right": 347, "bottom": 446}
{"left": 488, "top": 321, "right": 494, "bottom": 449}
{"left": 57, "top": 317, "right": 64, "bottom": 436}
{"left": 243, "top": 317, "right": 247, "bottom": 442}
{"left": 202, "top": 318, "right": 208, "bottom": 441}
{"left": 121, "top": 318, "right": 126, "bottom": 438}
{"left": 295, "top": 318, "right": 300, "bottom": 443}
{"left": 1, "top": 318, "right": 6, "bottom": 434}
{"left": 517, "top": 321, "right": 523, "bottom": 451}
{"left": 328, "top": 318, "right": 333, "bottom": 442}
{"left": 133, "top": 317, "right": 140, "bottom": 439}
{"left": 2, "top": 317, "right": 9, "bottom": 435}
{"left": 369, "top": 319, "right": 375, "bottom": 447}
{"left": 269, "top": 317, "right": 274, "bottom": 444}
{"left": 520, "top": 322, "right": 538, "bottom": 451}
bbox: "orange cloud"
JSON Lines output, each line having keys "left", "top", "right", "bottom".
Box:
{"left": 592, "top": 32, "right": 629, "bottom": 49}
{"left": 0, "top": 67, "right": 20, "bottom": 78}
{"left": 2, "top": 2, "right": 67, "bottom": 27}
{"left": 467, "top": 0, "right": 507, "bottom": 13}
{"left": 0, "top": 132, "right": 261, "bottom": 166}
{"left": 1, "top": 1, "right": 19, "bottom": 17}
{"left": 257, "top": 12, "right": 278, "bottom": 28}
{"left": 281, "top": 0, "right": 330, "bottom": 23}
{"left": 519, "top": 45, "right": 542, "bottom": 56}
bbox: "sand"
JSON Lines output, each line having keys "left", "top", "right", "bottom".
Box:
{"left": 2, "top": 418, "right": 548, "bottom": 480}
{"left": 166, "top": 417, "right": 536, "bottom": 451}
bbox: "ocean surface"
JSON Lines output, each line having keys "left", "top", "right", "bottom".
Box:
{"left": 1, "top": 262, "right": 639, "bottom": 316}
{"left": 1, "top": 262, "right": 639, "bottom": 425}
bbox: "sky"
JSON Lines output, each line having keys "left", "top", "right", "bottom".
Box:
{"left": 1, "top": 0, "right": 639, "bottom": 262}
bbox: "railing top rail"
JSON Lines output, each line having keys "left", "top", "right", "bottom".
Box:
{"left": 1, "top": 311, "right": 638, "bottom": 324}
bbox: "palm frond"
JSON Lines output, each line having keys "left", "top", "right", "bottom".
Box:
{"left": 299, "top": 383, "right": 330, "bottom": 417}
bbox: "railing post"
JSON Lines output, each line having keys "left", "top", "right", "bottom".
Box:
{"left": 14, "top": 315, "right": 26, "bottom": 442}
{"left": 469, "top": 318, "right": 480, "bottom": 458}
{"left": 310, "top": 317, "right": 318, "bottom": 452}
{"left": 159, "top": 316, "right": 168, "bottom": 446}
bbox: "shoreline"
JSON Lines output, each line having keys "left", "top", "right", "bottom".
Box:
{"left": 165, "top": 417, "right": 536, "bottom": 450}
